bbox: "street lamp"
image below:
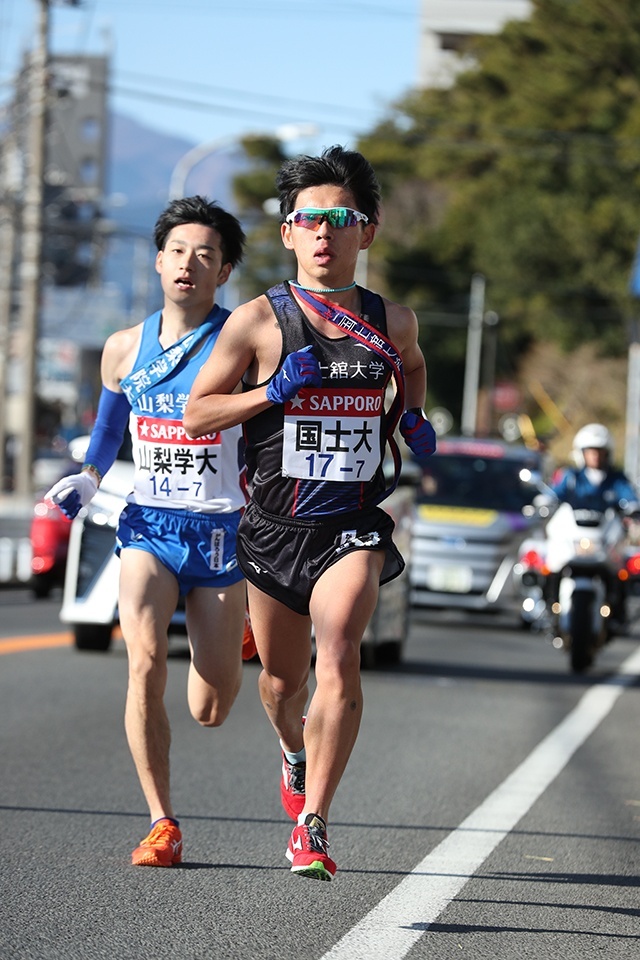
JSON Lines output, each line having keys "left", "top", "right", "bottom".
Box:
{"left": 168, "top": 123, "right": 319, "bottom": 201}
{"left": 167, "top": 124, "right": 319, "bottom": 311}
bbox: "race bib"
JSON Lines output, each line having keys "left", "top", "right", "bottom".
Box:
{"left": 132, "top": 416, "right": 222, "bottom": 502}
{"left": 282, "top": 387, "right": 383, "bottom": 482}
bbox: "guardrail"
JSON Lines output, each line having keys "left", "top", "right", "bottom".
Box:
{"left": 0, "top": 497, "right": 33, "bottom": 586}
{"left": 0, "top": 537, "right": 32, "bottom": 584}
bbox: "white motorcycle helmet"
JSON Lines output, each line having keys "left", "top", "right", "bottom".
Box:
{"left": 572, "top": 423, "right": 613, "bottom": 468}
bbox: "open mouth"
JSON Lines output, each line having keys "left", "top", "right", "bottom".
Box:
{"left": 175, "top": 277, "right": 194, "bottom": 289}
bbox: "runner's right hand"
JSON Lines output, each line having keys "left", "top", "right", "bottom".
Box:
{"left": 266, "top": 345, "right": 322, "bottom": 404}
{"left": 45, "top": 471, "right": 99, "bottom": 520}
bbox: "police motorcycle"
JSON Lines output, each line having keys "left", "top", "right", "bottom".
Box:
{"left": 517, "top": 495, "right": 637, "bottom": 673}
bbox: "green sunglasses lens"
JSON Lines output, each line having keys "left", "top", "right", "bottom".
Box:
{"left": 326, "top": 208, "right": 350, "bottom": 227}
{"left": 291, "top": 208, "right": 362, "bottom": 229}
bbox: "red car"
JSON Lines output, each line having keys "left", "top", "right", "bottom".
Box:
{"left": 29, "top": 499, "right": 72, "bottom": 598}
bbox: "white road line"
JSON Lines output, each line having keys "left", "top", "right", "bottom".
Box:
{"left": 322, "top": 644, "right": 640, "bottom": 960}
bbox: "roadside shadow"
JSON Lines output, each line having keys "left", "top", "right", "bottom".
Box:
{"left": 3, "top": 804, "right": 640, "bottom": 847}
{"left": 379, "top": 658, "right": 640, "bottom": 687}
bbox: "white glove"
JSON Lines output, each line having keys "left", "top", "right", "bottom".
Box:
{"left": 45, "top": 471, "right": 99, "bottom": 520}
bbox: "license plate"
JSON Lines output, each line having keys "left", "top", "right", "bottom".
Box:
{"left": 426, "top": 564, "right": 473, "bottom": 593}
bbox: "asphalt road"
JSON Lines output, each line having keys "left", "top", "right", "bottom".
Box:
{"left": 2, "top": 593, "right": 640, "bottom": 960}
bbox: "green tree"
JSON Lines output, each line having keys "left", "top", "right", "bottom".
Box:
{"left": 359, "top": 0, "right": 640, "bottom": 424}
{"left": 232, "top": 134, "right": 295, "bottom": 301}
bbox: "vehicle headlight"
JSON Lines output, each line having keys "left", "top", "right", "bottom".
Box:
{"left": 575, "top": 537, "right": 595, "bottom": 554}
{"left": 86, "top": 502, "right": 119, "bottom": 528}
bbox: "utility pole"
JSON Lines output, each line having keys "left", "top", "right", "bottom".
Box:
{"left": 478, "top": 310, "right": 499, "bottom": 436}
{"left": 625, "top": 338, "right": 640, "bottom": 486}
{"left": 14, "top": 0, "right": 50, "bottom": 496}
{"left": 0, "top": 122, "right": 21, "bottom": 490}
{"left": 461, "top": 273, "right": 486, "bottom": 437}
{"left": 626, "top": 238, "right": 640, "bottom": 486}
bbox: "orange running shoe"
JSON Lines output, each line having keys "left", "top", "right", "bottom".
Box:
{"left": 131, "top": 818, "right": 182, "bottom": 867}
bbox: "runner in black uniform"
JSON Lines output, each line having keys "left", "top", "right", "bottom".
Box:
{"left": 237, "top": 280, "right": 404, "bottom": 613}
{"left": 185, "top": 146, "right": 435, "bottom": 881}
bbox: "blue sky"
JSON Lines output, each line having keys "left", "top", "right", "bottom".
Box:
{"left": 0, "top": 0, "right": 421, "bottom": 156}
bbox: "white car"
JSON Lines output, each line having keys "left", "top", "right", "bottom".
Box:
{"left": 59, "top": 436, "right": 157, "bottom": 651}
{"left": 60, "top": 437, "right": 416, "bottom": 667}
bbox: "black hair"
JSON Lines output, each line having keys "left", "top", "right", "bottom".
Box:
{"left": 153, "top": 195, "right": 246, "bottom": 267}
{"left": 276, "top": 145, "right": 381, "bottom": 225}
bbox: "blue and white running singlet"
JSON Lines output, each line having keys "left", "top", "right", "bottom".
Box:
{"left": 124, "top": 310, "right": 244, "bottom": 514}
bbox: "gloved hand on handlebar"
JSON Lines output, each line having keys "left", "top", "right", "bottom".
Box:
{"left": 45, "top": 470, "right": 99, "bottom": 520}
{"left": 400, "top": 408, "right": 437, "bottom": 458}
{"left": 266, "top": 345, "right": 322, "bottom": 404}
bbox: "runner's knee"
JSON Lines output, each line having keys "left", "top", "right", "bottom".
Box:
{"left": 260, "top": 668, "right": 306, "bottom": 704}
{"left": 189, "top": 691, "right": 233, "bottom": 727}
{"left": 315, "top": 639, "right": 361, "bottom": 692}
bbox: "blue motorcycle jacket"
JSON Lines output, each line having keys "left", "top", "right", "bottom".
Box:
{"left": 551, "top": 467, "right": 639, "bottom": 513}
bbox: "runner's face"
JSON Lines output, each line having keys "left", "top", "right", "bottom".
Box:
{"left": 281, "top": 185, "right": 375, "bottom": 289}
{"left": 156, "top": 223, "right": 231, "bottom": 309}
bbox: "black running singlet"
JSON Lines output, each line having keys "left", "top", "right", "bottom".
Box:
{"left": 242, "top": 282, "right": 394, "bottom": 518}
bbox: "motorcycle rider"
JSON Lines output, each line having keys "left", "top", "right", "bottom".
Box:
{"left": 549, "top": 423, "right": 640, "bottom": 628}
{"left": 550, "top": 423, "right": 639, "bottom": 514}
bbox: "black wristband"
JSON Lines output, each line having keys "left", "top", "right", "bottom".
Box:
{"left": 406, "top": 407, "right": 426, "bottom": 418}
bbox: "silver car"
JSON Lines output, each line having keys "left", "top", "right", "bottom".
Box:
{"left": 409, "top": 437, "right": 546, "bottom": 614}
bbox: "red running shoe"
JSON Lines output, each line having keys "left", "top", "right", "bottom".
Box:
{"left": 281, "top": 753, "right": 306, "bottom": 820}
{"left": 131, "top": 818, "right": 182, "bottom": 867}
{"left": 286, "top": 813, "right": 336, "bottom": 881}
{"left": 281, "top": 716, "right": 307, "bottom": 820}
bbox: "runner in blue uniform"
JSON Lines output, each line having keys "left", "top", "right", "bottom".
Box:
{"left": 185, "top": 147, "right": 435, "bottom": 881}
{"left": 46, "top": 196, "right": 246, "bottom": 867}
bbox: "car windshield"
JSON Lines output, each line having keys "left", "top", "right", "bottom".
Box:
{"left": 417, "top": 454, "right": 538, "bottom": 512}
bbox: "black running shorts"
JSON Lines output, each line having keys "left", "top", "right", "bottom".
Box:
{"left": 236, "top": 499, "right": 405, "bottom": 615}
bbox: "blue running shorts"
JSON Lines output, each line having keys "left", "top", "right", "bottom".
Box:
{"left": 116, "top": 502, "right": 244, "bottom": 595}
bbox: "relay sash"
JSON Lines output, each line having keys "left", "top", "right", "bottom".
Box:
{"left": 120, "top": 304, "right": 228, "bottom": 404}
{"left": 281, "top": 281, "right": 406, "bottom": 502}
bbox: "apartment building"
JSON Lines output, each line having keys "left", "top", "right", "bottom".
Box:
{"left": 418, "top": 0, "right": 532, "bottom": 88}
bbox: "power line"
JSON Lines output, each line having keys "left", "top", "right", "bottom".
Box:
{"left": 117, "top": 70, "right": 374, "bottom": 123}
{"left": 109, "top": 83, "right": 371, "bottom": 134}
{"left": 74, "top": 0, "right": 415, "bottom": 17}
